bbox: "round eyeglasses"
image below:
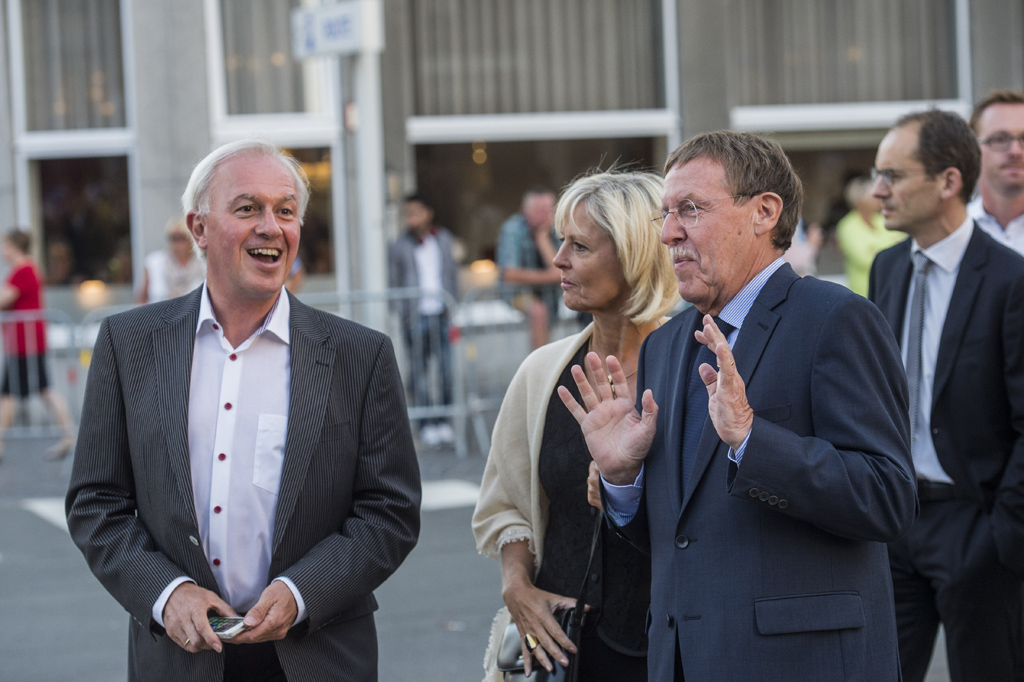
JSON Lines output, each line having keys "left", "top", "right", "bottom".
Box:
{"left": 651, "top": 195, "right": 746, "bottom": 229}
{"left": 870, "top": 167, "right": 929, "bottom": 189}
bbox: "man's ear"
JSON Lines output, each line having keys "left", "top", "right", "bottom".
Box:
{"left": 938, "top": 167, "right": 964, "bottom": 202}
{"left": 186, "top": 211, "right": 208, "bottom": 251}
{"left": 752, "top": 192, "right": 784, "bottom": 237}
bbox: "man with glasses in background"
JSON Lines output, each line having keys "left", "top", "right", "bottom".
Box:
{"left": 869, "top": 109, "right": 1024, "bottom": 682}
{"left": 968, "top": 90, "right": 1024, "bottom": 255}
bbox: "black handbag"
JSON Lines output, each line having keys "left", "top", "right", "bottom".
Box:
{"left": 496, "top": 510, "right": 603, "bottom": 682}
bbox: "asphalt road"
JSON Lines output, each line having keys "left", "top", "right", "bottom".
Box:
{"left": 0, "top": 434, "right": 948, "bottom": 682}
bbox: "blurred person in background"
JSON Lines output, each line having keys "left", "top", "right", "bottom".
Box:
{"left": 782, "top": 217, "right": 824, "bottom": 276}
{"left": 497, "top": 187, "right": 563, "bottom": 349}
{"left": 137, "top": 217, "right": 206, "bottom": 304}
{"left": 389, "top": 193, "right": 459, "bottom": 448}
{"left": 0, "top": 228, "right": 74, "bottom": 463}
{"left": 285, "top": 255, "right": 305, "bottom": 293}
{"left": 474, "top": 170, "right": 678, "bottom": 681}
{"left": 968, "top": 89, "right": 1024, "bottom": 255}
{"left": 836, "top": 176, "right": 906, "bottom": 297}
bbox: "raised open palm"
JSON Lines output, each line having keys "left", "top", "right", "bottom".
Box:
{"left": 557, "top": 352, "right": 658, "bottom": 485}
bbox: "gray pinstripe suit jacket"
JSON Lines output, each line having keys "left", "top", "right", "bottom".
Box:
{"left": 66, "top": 287, "right": 421, "bottom": 681}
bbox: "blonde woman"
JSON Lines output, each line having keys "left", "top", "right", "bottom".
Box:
{"left": 473, "top": 170, "right": 679, "bottom": 681}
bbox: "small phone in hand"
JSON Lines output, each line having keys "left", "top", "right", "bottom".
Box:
{"left": 209, "top": 616, "right": 249, "bottom": 639}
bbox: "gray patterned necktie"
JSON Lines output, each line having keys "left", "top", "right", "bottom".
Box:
{"left": 907, "top": 251, "right": 932, "bottom": 450}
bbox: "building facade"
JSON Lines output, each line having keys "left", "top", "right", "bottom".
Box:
{"left": 0, "top": 0, "right": 1018, "bottom": 316}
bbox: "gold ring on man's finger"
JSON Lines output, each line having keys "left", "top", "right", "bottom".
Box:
{"left": 184, "top": 638, "right": 191, "bottom": 647}
{"left": 524, "top": 633, "right": 539, "bottom": 651}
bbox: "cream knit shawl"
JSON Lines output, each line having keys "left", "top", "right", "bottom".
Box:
{"left": 471, "top": 324, "right": 593, "bottom": 681}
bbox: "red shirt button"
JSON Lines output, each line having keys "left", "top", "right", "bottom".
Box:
{"left": 212, "top": 323, "right": 219, "bottom": 330}
{"left": 218, "top": 453, "right": 226, "bottom": 461}
{"left": 212, "top": 558, "right": 221, "bottom": 566}
{"left": 229, "top": 354, "right": 237, "bottom": 361}
{"left": 224, "top": 403, "right": 232, "bottom": 410}
{"left": 214, "top": 506, "right": 222, "bottom": 514}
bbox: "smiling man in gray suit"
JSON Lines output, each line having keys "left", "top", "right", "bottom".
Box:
{"left": 66, "top": 140, "right": 421, "bottom": 682}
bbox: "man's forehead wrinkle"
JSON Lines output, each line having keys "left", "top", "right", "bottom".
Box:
{"left": 227, "top": 192, "right": 297, "bottom": 206}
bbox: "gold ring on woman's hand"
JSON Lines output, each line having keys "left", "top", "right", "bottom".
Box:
{"left": 524, "top": 633, "right": 539, "bottom": 651}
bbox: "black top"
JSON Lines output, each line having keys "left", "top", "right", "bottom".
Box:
{"left": 534, "top": 344, "right": 650, "bottom": 655}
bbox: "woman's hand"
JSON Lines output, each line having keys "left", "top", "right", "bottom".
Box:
{"left": 558, "top": 352, "right": 658, "bottom": 485}
{"left": 500, "top": 540, "right": 577, "bottom": 675}
{"left": 502, "top": 577, "right": 578, "bottom": 675}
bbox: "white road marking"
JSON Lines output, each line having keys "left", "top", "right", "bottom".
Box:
{"left": 421, "top": 480, "right": 480, "bottom": 511}
{"left": 20, "top": 497, "right": 68, "bottom": 533}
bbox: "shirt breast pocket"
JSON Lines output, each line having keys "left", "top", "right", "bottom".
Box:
{"left": 253, "top": 414, "right": 287, "bottom": 494}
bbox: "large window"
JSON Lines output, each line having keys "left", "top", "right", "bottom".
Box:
{"left": 415, "top": 137, "right": 661, "bottom": 262}
{"left": 36, "top": 156, "right": 132, "bottom": 285}
{"left": 727, "top": 0, "right": 958, "bottom": 106}
{"left": 221, "top": 0, "right": 327, "bottom": 115}
{"left": 410, "top": 0, "right": 662, "bottom": 115}
{"left": 20, "top": 0, "right": 126, "bottom": 131}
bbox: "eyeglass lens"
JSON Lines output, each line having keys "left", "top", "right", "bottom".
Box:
{"left": 982, "top": 132, "right": 1024, "bottom": 151}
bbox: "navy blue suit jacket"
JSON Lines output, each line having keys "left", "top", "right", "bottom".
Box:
{"left": 619, "top": 263, "right": 916, "bottom": 682}
{"left": 869, "top": 225, "right": 1024, "bottom": 576}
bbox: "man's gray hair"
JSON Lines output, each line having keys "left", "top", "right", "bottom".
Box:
{"left": 181, "top": 139, "right": 310, "bottom": 222}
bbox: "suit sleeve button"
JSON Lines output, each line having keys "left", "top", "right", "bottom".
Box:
{"left": 778, "top": 499, "right": 789, "bottom": 509}
{"left": 768, "top": 496, "right": 778, "bottom": 505}
{"left": 759, "top": 491, "right": 769, "bottom": 502}
{"left": 748, "top": 488, "right": 760, "bottom": 498}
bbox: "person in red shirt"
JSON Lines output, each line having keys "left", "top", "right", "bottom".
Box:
{"left": 0, "top": 229, "right": 73, "bottom": 462}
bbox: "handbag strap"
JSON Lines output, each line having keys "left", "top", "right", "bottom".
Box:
{"left": 568, "top": 509, "right": 604, "bottom": 631}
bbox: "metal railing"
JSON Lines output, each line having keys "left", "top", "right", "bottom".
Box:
{"left": 0, "top": 308, "right": 83, "bottom": 440}
{"left": 31, "top": 286, "right": 587, "bottom": 457}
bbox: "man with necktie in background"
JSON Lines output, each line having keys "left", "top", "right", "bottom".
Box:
{"left": 869, "top": 109, "right": 1024, "bottom": 682}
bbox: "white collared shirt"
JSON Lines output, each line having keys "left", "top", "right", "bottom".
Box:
{"left": 413, "top": 233, "right": 445, "bottom": 316}
{"left": 968, "top": 196, "right": 1024, "bottom": 256}
{"left": 900, "top": 217, "right": 974, "bottom": 483}
{"left": 152, "top": 284, "right": 306, "bottom": 625}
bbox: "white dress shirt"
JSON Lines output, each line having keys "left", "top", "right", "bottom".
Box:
{"left": 900, "top": 217, "right": 973, "bottom": 483}
{"left": 603, "top": 257, "right": 787, "bottom": 523}
{"left": 413, "top": 234, "right": 445, "bottom": 316}
{"left": 968, "top": 196, "right": 1024, "bottom": 256}
{"left": 152, "top": 284, "right": 307, "bottom": 625}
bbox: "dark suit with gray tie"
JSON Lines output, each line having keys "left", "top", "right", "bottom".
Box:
{"left": 869, "top": 225, "right": 1024, "bottom": 682}
{"left": 66, "top": 288, "right": 421, "bottom": 682}
{"left": 616, "top": 263, "right": 916, "bottom": 681}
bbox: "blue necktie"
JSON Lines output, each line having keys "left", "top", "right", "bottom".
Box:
{"left": 681, "top": 318, "right": 735, "bottom": 490}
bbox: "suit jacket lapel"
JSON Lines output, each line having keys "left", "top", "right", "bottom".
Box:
{"left": 680, "top": 265, "right": 790, "bottom": 512}
{"left": 273, "top": 296, "right": 337, "bottom": 553}
{"left": 873, "top": 240, "right": 913, "bottom": 346}
{"left": 152, "top": 289, "right": 203, "bottom": 524}
{"left": 933, "top": 226, "right": 987, "bottom": 405}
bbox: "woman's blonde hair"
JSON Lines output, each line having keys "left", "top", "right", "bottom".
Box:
{"left": 555, "top": 170, "right": 679, "bottom": 325}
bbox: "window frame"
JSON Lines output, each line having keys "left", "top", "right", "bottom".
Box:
{"left": 729, "top": 0, "right": 973, "bottom": 133}
{"left": 203, "top": 0, "right": 340, "bottom": 148}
